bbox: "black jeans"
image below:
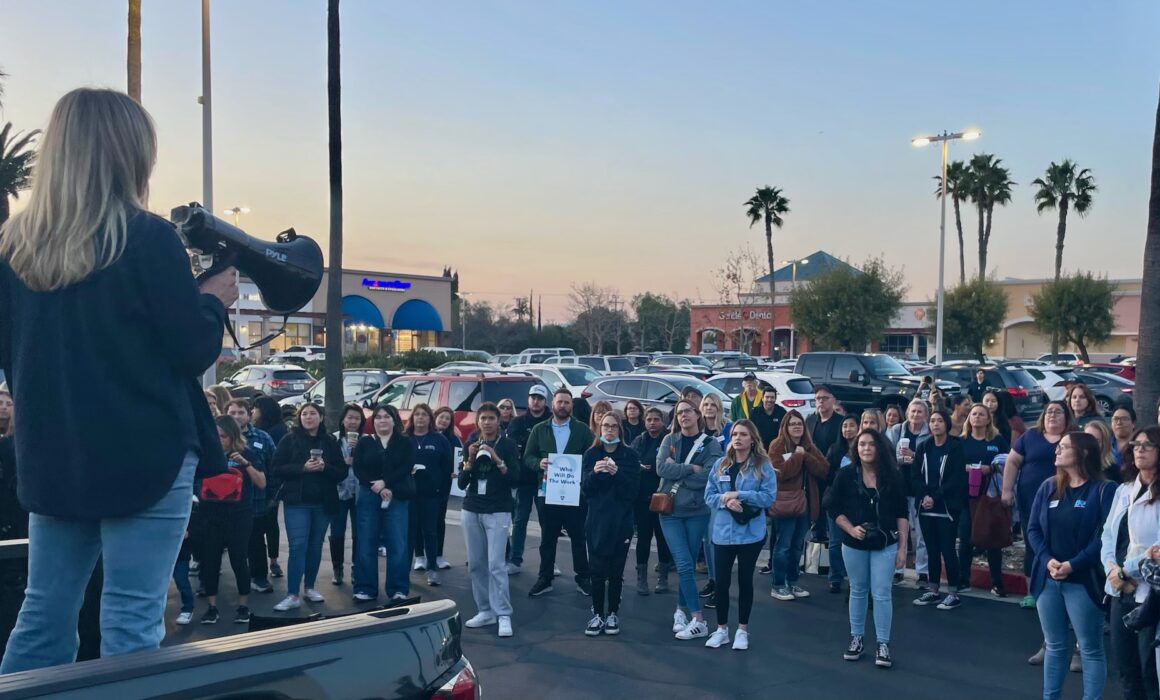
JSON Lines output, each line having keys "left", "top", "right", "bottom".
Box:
{"left": 590, "top": 541, "right": 631, "bottom": 616}
{"left": 633, "top": 498, "right": 672, "bottom": 567}
{"left": 535, "top": 499, "right": 590, "bottom": 583}
{"left": 200, "top": 506, "right": 253, "bottom": 597}
{"left": 714, "top": 539, "right": 763, "bottom": 626}
{"left": 329, "top": 497, "right": 357, "bottom": 571}
{"left": 957, "top": 504, "right": 1003, "bottom": 589}
{"left": 918, "top": 516, "right": 958, "bottom": 589}
{"left": 249, "top": 505, "right": 280, "bottom": 582}
{"left": 437, "top": 492, "right": 450, "bottom": 557}
{"left": 1110, "top": 594, "right": 1160, "bottom": 700}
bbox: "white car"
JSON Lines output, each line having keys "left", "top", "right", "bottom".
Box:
{"left": 1020, "top": 365, "right": 1079, "bottom": 401}
{"left": 705, "top": 371, "right": 817, "bottom": 416}
{"left": 1036, "top": 352, "right": 1081, "bottom": 365}
{"left": 767, "top": 359, "right": 798, "bottom": 372}
{"left": 511, "top": 364, "right": 601, "bottom": 399}
{"left": 269, "top": 345, "right": 326, "bottom": 363}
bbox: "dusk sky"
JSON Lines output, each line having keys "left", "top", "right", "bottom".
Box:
{"left": 3, "top": 1, "right": 1158, "bottom": 321}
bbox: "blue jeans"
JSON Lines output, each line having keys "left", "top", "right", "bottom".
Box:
{"left": 1037, "top": 579, "right": 1106, "bottom": 700}
{"left": 283, "top": 504, "right": 329, "bottom": 596}
{"left": 844, "top": 543, "right": 898, "bottom": 644}
{"left": 772, "top": 514, "right": 810, "bottom": 587}
{"left": 353, "top": 486, "right": 410, "bottom": 598}
{"left": 660, "top": 513, "right": 709, "bottom": 615}
{"left": 827, "top": 516, "right": 847, "bottom": 584}
{"left": 0, "top": 452, "right": 195, "bottom": 673}
{"left": 507, "top": 483, "right": 538, "bottom": 566}
{"left": 702, "top": 509, "right": 716, "bottom": 582}
{"left": 173, "top": 553, "right": 194, "bottom": 614}
{"left": 413, "top": 496, "right": 442, "bottom": 563}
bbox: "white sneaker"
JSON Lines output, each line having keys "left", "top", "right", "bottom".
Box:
{"left": 391, "top": 592, "right": 408, "bottom": 602}
{"left": 732, "top": 629, "right": 749, "bottom": 651}
{"left": 497, "top": 616, "right": 513, "bottom": 637}
{"left": 553, "top": 564, "right": 562, "bottom": 576}
{"left": 304, "top": 589, "right": 325, "bottom": 603}
{"left": 353, "top": 592, "right": 375, "bottom": 602}
{"left": 176, "top": 611, "right": 193, "bottom": 625}
{"left": 413, "top": 556, "right": 427, "bottom": 571}
{"left": 705, "top": 628, "right": 731, "bottom": 648}
{"left": 273, "top": 595, "right": 301, "bottom": 611}
{"left": 505, "top": 562, "right": 521, "bottom": 575}
{"left": 435, "top": 557, "right": 451, "bottom": 570}
{"left": 675, "top": 618, "right": 708, "bottom": 640}
{"left": 466, "top": 612, "right": 498, "bottom": 628}
{"left": 672, "top": 609, "right": 689, "bottom": 634}
{"left": 426, "top": 571, "right": 440, "bottom": 586}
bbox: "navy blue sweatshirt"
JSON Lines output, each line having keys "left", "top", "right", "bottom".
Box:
{"left": 0, "top": 211, "right": 226, "bottom": 519}
{"left": 409, "top": 430, "right": 453, "bottom": 498}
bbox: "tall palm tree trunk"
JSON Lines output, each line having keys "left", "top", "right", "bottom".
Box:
{"left": 976, "top": 204, "right": 986, "bottom": 281}
{"left": 764, "top": 218, "right": 776, "bottom": 356}
{"left": 127, "top": 0, "right": 141, "bottom": 101}
{"left": 953, "top": 200, "right": 965, "bottom": 284}
{"left": 1136, "top": 84, "right": 1160, "bottom": 426}
{"left": 1050, "top": 200, "right": 1070, "bottom": 358}
{"left": 323, "top": 0, "right": 344, "bottom": 428}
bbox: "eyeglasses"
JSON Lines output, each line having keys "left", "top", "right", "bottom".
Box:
{"left": 600, "top": 423, "right": 619, "bottom": 430}
{"left": 1112, "top": 416, "right": 1132, "bottom": 424}
{"left": 816, "top": 395, "right": 834, "bottom": 402}
{"left": 1130, "top": 441, "right": 1158, "bottom": 451}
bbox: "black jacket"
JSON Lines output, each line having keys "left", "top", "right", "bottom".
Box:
{"left": 629, "top": 431, "right": 666, "bottom": 502}
{"left": 458, "top": 436, "right": 519, "bottom": 513}
{"left": 409, "top": 431, "right": 453, "bottom": 498}
{"left": 272, "top": 430, "right": 346, "bottom": 513}
{"left": 507, "top": 409, "right": 552, "bottom": 486}
{"left": 825, "top": 464, "right": 909, "bottom": 551}
{"left": 911, "top": 436, "right": 968, "bottom": 517}
{"left": 582, "top": 444, "right": 641, "bottom": 559}
{"left": 352, "top": 433, "right": 417, "bottom": 501}
{"left": 805, "top": 412, "right": 843, "bottom": 458}
{"left": 752, "top": 405, "right": 788, "bottom": 450}
{"left": 826, "top": 439, "right": 854, "bottom": 483}
{"left": 0, "top": 211, "right": 226, "bottom": 519}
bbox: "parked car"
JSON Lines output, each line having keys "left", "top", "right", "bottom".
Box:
{"left": 513, "top": 363, "right": 601, "bottom": 398}
{"left": 279, "top": 369, "right": 403, "bottom": 409}
{"left": 766, "top": 358, "right": 799, "bottom": 372}
{"left": 222, "top": 364, "right": 317, "bottom": 399}
{"left": 632, "top": 365, "right": 715, "bottom": 380}
{"left": 421, "top": 347, "right": 495, "bottom": 363}
{"left": 625, "top": 353, "right": 653, "bottom": 368}
{"left": 430, "top": 361, "right": 502, "bottom": 373}
{"left": 926, "top": 363, "right": 1046, "bottom": 422}
{"left": 1019, "top": 365, "right": 1079, "bottom": 401}
{"left": 701, "top": 351, "right": 759, "bottom": 366}
{"left": 651, "top": 355, "right": 715, "bottom": 370}
{"left": 515, "top": 346, "right": 576, "bottom": 358}
{"left": 363, "top": 372, "right": 548, "bottom": 443}
{"left": 794, "top": 352, "right": 961, "bottom": 414}
{"left": 583, "top": 373, "right": 734, "bottom": 420}
{"left": 217, "top": 346, "right": 241, "bottom": 364}
{"left": 710, "top": 356, "right": 761, "bottom": 372}
{"left": 705, "top": 371, "right": 817, "bottom": 415}
{"left": 1076, "top": 362, "right": 1136, "bottom": 381}
{"left": 269, "top": 345, "right": 326, "bottom": 363}
{"left": 930, "top": 352, "right": 988, "bottom": 364}
{"left": 508, "top": 351, "right": 556, "bottom": 365}
{"left": 546, "top": 355, "right": 636, "bottom": 375}
{"left": 1073, "top": 370, "right": 1135, "bottom": 415}
{"left": 1036, "top": 352, "right": 1081, "bottom": 365}
{"left": 492, "top": 353, "right": 512, "bottom": 366}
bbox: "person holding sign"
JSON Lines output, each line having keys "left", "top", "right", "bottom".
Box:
{"left": 524, "top": 389, "right": 595, "bottom": 598}
{"left": 459, "top": 403, "right": 519, "bottom": 638}
{"left": 581, "top": 412, "right": 641, "bottom": 637}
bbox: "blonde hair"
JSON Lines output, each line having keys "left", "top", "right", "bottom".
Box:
{"left": 0, "top": 88, "right": 156, "bottom": 290}
{"left": 716, "top": 419, "right": 769, "bottom": 479}
{"left": 700, "top": 393, "right": 726, "bottom": 432}
{"left": 961, "top": 402, "right": 999, "bottom": 440}
{"left": 1083, "top": 420, "right": 1117, "bottom": 469}
{"left": 859, "top": 408, "right": 886, "bottom": 433}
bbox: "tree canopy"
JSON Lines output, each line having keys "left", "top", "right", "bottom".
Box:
{"left": 1028, "top": 272, "right": 1115, "bottom": 363}
{"left": 789, "top": 257, "right": 906, "bottom": 351}
{"left": 928, "top": 278, "right": 1008, "bottom": 356}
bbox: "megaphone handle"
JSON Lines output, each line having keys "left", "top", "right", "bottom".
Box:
{"left": 195, "top": 250, "right": 238, "bottom": 284}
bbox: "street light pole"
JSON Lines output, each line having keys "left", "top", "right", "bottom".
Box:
{"left": 912, "top": 129, "right": 980, "bottom": 366}
{"left": 222, "top": 206, "right": 250, "bottom": 348}
{"left": 200, "top": 0, "right": 215, "bottom": 387}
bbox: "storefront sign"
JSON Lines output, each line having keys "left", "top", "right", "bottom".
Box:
{"left": 718, "top": 309, "right": 773, "bottom": 321}
{"left": 362, "top": 278, "right": 412, "bottom": 292}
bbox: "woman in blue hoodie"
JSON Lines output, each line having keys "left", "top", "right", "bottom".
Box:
{"left": 406, "top": 404, "right": 452, "bottom": 587}
{"left": 703, "top": 420, "right": 776, "bottom": 651}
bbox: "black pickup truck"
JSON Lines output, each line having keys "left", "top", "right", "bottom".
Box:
{"left": 0, "top": 541, "right": 477, "bottom": 700}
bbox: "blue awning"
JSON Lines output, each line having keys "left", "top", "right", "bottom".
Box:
{"left": 392, "top": 299, "right": 443, "bottom": 332}
{"left": 341, "top": 295, "right": 386, "bottom": 328}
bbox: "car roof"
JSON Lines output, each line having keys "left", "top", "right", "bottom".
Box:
{"left": 244, "top": 363, "right": 306, "bottom": 370}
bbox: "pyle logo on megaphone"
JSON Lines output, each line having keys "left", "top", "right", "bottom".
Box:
{"left": 265, "top": 248, "right": 288, "bottom": 263}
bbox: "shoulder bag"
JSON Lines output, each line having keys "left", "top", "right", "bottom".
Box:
{"left": 650, "top": 434, "right": 708, "bottom": 514}
{"left": 969, "top": 471, "right": 1013, "bottom": 550}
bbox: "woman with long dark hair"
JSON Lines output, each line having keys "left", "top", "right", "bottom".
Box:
{"left": 826, "top": 429, "right": 909, "bottom": 669}
{"left": 1068, "top": 383, "right": 1105, "bottom": 427}
{"left": 819, "top": 414, "right": 859, "bottom": 593}
{"left": 429, "top": 406, "right": 461, "bottom": 570}
{"left": 983, "top": 390, "right": 1012, "bottom": 444}
{"left": 1028, "top": 432, "right": 1115, "bottom": 699}
{"left": 623, "top": 400, "right": 646, "bottom": 445}
{"left": 328, "top": 404, "right": 364, "bottom": 586}
{"left": 250, "top": 395, "right": 287, "bottom": 580}
{"left": 768, "top": 410, "right": 827, "bottom": 601}
{"left": 910, "top": 410, "right": 967, "bottom": 611}
{"left": 407, "top": 404, "right": 452, "bottom": 586}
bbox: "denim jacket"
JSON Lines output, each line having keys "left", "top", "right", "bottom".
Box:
{"left": 704, "top": 457, "right": 777, "bottom": 546}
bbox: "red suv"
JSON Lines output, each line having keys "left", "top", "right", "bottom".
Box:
{"left": 1076, "top": 363, "right": 1136, "bottom": 381}
{"left": 362, "top": 372, "right": 548, "bottom": 442}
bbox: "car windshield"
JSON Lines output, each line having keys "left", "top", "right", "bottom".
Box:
{"left": 274, "top": 370, "right": 313, "bottom": 381}
{"left": 862, "top": 355, "right": 910, "bottom": 376}
{"left": 560, "top": 367, "right": 599, "bottom": 385}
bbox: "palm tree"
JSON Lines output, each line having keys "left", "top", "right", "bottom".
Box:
{"left": 1137, "top": 84, "right": 1160, "bottom": 426}
{"left": 323, "top": 0, "right": 345, "bottom": 427}
{"left": 127, "top": 0, "right": 141, "bottom": 101}
{"left": 0, "top": 66, "right": 8, "bottom": 108}
{"left": 0, "top": 124, "right": 39, "bottom": 226}
{"left": 1031, "top": 160, "right": 1097, "bottom": 283}
{"left": 966, "top": 154, "right": 1015, "bottom": 280}
{"left": 512, "top": 297, "right": 531, "bottom": 323}
{"left": 745, "top": 186, "right": 790, "bottom": 354}
{"left": 935, "top": 160, "right": 970, "bottom": 284}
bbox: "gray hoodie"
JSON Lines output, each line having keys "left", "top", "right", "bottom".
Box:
{"left": 655, "top": 431, "right": 723, "bottom": 518}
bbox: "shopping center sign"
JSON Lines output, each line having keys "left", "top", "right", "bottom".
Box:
{"left": 362, "top": 278, "right": 412, "bottom": 292}
{"left": 718, "top": 309, "right": 773, "bottom": 321}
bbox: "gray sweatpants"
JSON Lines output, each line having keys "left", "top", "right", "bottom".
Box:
{"left": 463, "top": 511, "right": 513, "bottom": 617}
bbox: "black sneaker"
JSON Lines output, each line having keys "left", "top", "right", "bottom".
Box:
{"left": 270, "top": 561, "right": 284, "bottom": 578}
{"left": 704, "top": 596, "right": 716, "bottom": 609}
{"left": 892, "top": 572, "right": 903, "bottom": 585}
{"left": 699, "top": 581, "right": 715, "bottom": 599}
{"left": 585, "top": 614, "right": 605, "bottom": 636}
{"left": 758, "top": 563, "right": 772, "bottom": 575}
{"left": 200, "top": 606, "right": 219, "bottom": 625}
{"left": 604, "top": 612, "right": 620, "bottom": 635}
{"left": 251, "top": 578, "right": 273, "bottom": 593}
{"left": 576, "top": 578, "right": 592, "bottom": 597}
{"left": 829, "top": 582, "right": 842, "bottom": 594}
{"left": 916, "top": 573, "right": 929, "bottom": 589}
{"left": 528, "top": 578, "right": 554, "bottom": 597}
{"left": 844, "top": 635, "right": 864, "bottom": 661}
{"left": 234, "top": 606, "right": 251, "bottom": 624}
{"left": 875, "top": 642, "right": 893, "bottom": 668}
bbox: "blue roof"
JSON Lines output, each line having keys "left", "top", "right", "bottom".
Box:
{"left": 755, "top": 250, "right": 857, "bottom": 284}
{"left": 392, "top": 299, "right": 444, "bottom": 332}
{"left": 341, "top": 295, "right": 385, "bottom": 328}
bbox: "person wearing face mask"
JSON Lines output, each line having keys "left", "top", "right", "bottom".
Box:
{"left": 581, "top": 412, "right": 641, "bottom": 637}
{"left": 506, "top": 385, "right": 553, "bottom": 575}
{"left": 629, "top": 406, "right": 674, "bottom": 595}
{"left": 407, "top": 404, "right": 453, "bottom": 587}
{"left": 958, "top": 403, "right": 1009, "bottom": 597}
{"left": 751, "top": 389, "right": 787, "bottom": 449}
{"left": 885, "top": 399, "right": 931, "bottom": 586}
{"left": 910, "top": 410, "right": 967, "bottom": 611}
{"left": 768, "top": 411, "right": 828, "bottom": 601}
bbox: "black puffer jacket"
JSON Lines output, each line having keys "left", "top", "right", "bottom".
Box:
{"left": 352, "top": 432, "right": 417, "bottom": 501}
{"left": 272, "top": 430, "right": 346, "bottom": 514}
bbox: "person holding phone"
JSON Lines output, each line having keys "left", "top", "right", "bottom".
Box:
{"left": 825, "top": 429, "right": 909, "bottom": 669}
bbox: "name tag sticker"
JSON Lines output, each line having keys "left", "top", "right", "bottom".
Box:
{"left": 783, "top": 453, "right": 793, "bottom": 461}
{"left": 1049, "top": 499, "right": 1060, "bottom": 509}
{"left": 718, "top": 474, "right": 731, "bottom": 482}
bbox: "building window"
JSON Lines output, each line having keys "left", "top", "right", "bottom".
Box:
{"left": 266, "top": 322, "right": 313, "bottom": 354}
{"left": 880, "top": 334, "right": 928, "bottom": 358}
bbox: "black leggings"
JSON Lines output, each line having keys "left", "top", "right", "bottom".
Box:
{"left": 633, "top": 499, "right": 672, "bottom": 567}
{"left": 918, "top": 516, "right": 958, "bottom": 590}
{"left": 957, "top": 504, "right": 1003, "bottom": 589}
{"left": 200, "top": 507, "right": 253, "bottom": 597}
{"left": 714, "top": 540, "right": 763, "bottom": 626}
{"left": 591, "top": 542, "right": 632, "bottom": 617}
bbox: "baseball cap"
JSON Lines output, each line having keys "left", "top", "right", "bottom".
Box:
{"left": 742, "top": 372, "right": 757, "bottom": 381}
{"left": 528, "top": 385, "right": 549, "bottom": 399}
